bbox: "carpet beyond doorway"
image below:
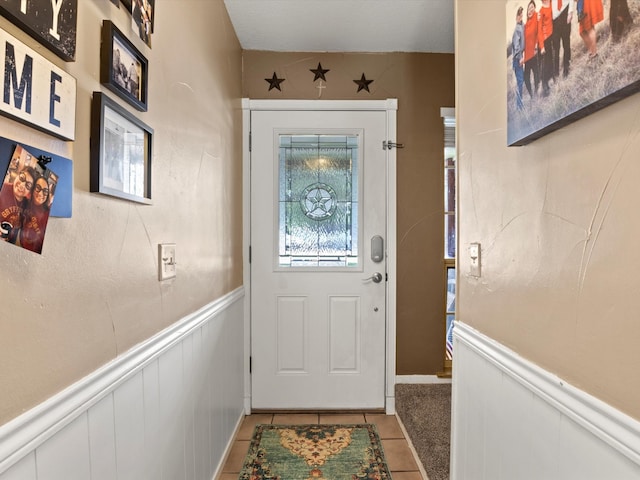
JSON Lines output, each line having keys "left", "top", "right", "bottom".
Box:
{"left": 395, "top": 383, "right": 452, "bottom": 480}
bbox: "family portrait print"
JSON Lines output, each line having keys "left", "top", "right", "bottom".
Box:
{"left": 507, "top": 0, "right": 640, "bottom": 145}
{"left": 0, "top": 144, "right": 57, "bottom": 254}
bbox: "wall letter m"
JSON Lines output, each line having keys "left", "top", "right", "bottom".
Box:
{"left": 4, "top": 42, "right": 33, "bottom": 114}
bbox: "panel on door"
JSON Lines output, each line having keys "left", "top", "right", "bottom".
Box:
{"left": 251, "top": 109, "right": 387, "bottom": 409}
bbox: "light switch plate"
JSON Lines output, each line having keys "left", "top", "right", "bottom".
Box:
{"left": 158, "top": 243, "right": 176, "bottom": 280}
{"left": 469, "top": 242, "right": 481, "bottom": 277}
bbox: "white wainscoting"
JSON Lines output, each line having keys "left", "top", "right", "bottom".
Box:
{"left": 451, "top": 321, "right": 640, "bottom": 480}
{"left": 0, "top": 288, "right": 246, "bottom": 480}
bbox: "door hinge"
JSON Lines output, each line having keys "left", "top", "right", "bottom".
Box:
{"left": 249, "top": 356, "right": 252, "bottom": 373}
{"left": 249, "top": 131, "right": 252, "bottom": 152}
{"left": 249, "top": 245, "right": 252, "bottom": 263}
{"left": 383, "top": 140, "right": 404, "bottom": 150}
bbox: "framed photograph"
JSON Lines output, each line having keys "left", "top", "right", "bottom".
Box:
{"left": 506, "top": 0, "right": 640, "bottom": 145}
{"left": 0, "top": 0, "right": 77, "bottom": 61}
{"left": 131, "top": 0, "right": 154, "bottom": 47}
{"left": 101, "top": 20, "right": 148, "bottom": 112}
{"left": 90, "top": 92, "right": 153, "bottom": 204}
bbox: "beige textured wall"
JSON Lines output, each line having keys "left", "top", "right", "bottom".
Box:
{"left": 243, "top": 51, "right": 455, "bottom": 375}
{"left": 457, "top": 0, "right": 640, "bottom": 420}
{"left": 0, "top": 1, "right": 242, "bottom": 425}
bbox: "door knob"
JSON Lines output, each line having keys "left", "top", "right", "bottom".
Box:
{"left": 363, "top": 272, "right": 383, "bottom": 283}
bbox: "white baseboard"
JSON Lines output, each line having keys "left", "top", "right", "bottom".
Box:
{"left": 395, "top": 413, "right": 430, "bottom": 480}
{"left": 395, "top": 375, "right": 452, "bottom": 384}
{"left": 211, "top": 410, "right": 245, "bottom": 480}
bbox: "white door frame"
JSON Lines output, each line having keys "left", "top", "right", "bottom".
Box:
{"left": 241, "top": 98, "right": 397, "bottom": 414}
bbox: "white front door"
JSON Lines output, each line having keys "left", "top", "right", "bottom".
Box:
{"left": 250, "top": 105, "right": 391, "bottom": 410}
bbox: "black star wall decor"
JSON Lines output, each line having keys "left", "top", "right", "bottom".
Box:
{"left": 353, "top": 73, "right": 374, "bottom": 93}
{"left": 265, "top": 72, "right": 285, "bottom": 91}
{"left": 310, "top": 63, "right": 330, "bottom": 81}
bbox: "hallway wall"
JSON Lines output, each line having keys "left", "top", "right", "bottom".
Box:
{"left": 242, "top": 51, "right": 455, "bottom": 375}
{"left": 0, "top": 1, "right": 243, "bottom": 427}
{"left": 456, "top": 0, "right": 640, "bottom": 424}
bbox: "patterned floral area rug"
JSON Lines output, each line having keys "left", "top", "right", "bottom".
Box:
{"left": 239, "top": 424, "right": 392, "bottom": 480}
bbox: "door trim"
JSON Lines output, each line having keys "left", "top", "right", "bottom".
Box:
{"left": 241, "top": 98, "right": 397, "bottom": 414}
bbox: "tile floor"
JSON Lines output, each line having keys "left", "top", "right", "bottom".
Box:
{"left": 217, "top": 413, "right": 425, "bottom": 480}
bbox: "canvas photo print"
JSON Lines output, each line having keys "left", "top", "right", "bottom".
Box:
{"left": 0, "top": 145, "right": 57, "bottom": 254}
{"left": 507, "top": 0, "right": 640, "bottom": 145}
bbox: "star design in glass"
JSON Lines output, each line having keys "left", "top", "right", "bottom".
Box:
{"left": 353, "top": 73, "right": 374, "bottom": 93}
{"left": 310, "top": 63, "right": 330, "bottom": 82}
{"left": 265, "top": 72, "right": 285, "bottom": 91}
{"left": 309, "top": 188, "right": 332, "bottom": 213}
{"left": 300, "top": 183, "right": 337, "bottom": 220}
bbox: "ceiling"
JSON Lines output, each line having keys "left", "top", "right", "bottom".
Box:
{"left": 223, "top": 0, "right": 455, "bottom": 54}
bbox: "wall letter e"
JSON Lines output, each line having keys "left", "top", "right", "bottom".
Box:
{"left": 50, "top": 71, "right": 62, "bottom": 127}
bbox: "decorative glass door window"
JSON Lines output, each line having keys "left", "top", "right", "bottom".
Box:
{"left": 278, "top": 134, "right": 360, "bottom": 268}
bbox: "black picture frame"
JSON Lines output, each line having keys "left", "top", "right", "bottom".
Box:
{"left": 100, "top": 20, "right": 148, "bottom": 112}
{"left": 90, "top": 92, "right": 153, "bottom": 204}
{"left": 0, "top": 0, "right": 77, "bottom": 62}
{"left": 120, "top": 0, "right": 132, "bottom": 10}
